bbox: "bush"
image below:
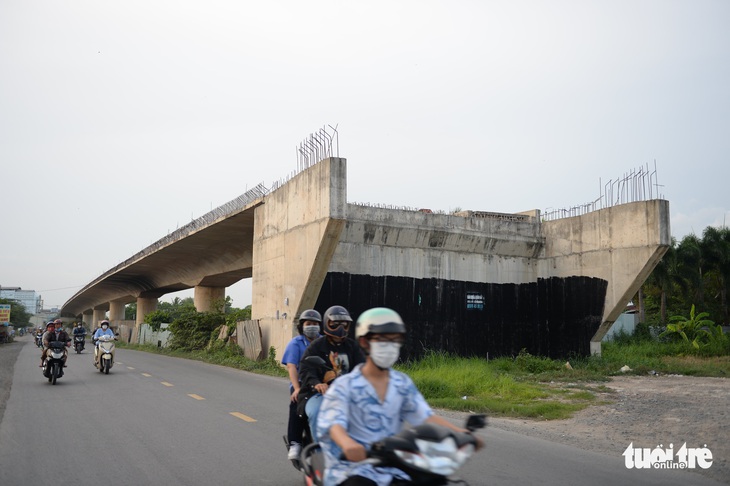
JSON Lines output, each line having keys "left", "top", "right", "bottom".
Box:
{"left": 168, "top": 308, "right": 226, "bottom": 351}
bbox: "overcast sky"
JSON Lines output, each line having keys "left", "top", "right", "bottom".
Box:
{"left": 1, "top": 1, "right": 728, "bottom": 310}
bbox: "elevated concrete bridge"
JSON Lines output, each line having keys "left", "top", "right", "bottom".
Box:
{"left": 62, "top": 157, "right": 670, "bottom": 359}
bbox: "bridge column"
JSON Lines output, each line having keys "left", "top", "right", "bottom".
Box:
{"left": 82, "top": 310, "right": 93, "bottom": 329}
{"left": 108, "top": 300, "right": 126, "bottom": 323}
{"left": 194, "top": 286, "right": 225, "bottom": 312}
{"left": 136, "top": 296, "right": 158, "bottom": 328}
{"left": 92, "top": 308, "right": 107, "bottom": 329}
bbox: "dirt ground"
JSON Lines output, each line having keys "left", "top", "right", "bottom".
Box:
{"left": 482, "top": 374, "right": 730, "bottom": 484}
{"left": 2, "top": 339, "right": 728, "bottom": 483}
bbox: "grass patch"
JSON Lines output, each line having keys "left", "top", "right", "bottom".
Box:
{"left": 397, "top": 351, "right": 594, "bottom": 420}
{"left": 117, "top": 341, "right": 287, "bottom": 378}
{"left": 119, "top": 338, "right": 728, "bottom": 422}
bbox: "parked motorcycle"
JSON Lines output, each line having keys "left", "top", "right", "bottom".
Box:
{"left": 294, "top": 414, "right": 486, "bottom": 486}
{"left": 42, "top": 340, "right": 66, "bottom": 385}
{"left": 94, "top": 334, "right": 118, "bottom": 374}
{"left": 73, "top": 334, "right": 86, "bottom": 354}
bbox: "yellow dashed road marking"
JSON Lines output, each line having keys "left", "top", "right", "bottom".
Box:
{"left": 188, "top": 394, "right": 205, "bottom": 400}
{"left": 230, "top": 412, "right": 256, "bottom": 422}
{"left": 141, "top": 373, "right": 152, "bottom": 377}
{"left": 161, "top": 382, "right": 174, "bottom": 387}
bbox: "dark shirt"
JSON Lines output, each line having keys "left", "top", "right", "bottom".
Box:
{"left": 298, "top": 336, "right": 366, "bottom": 398}
{"left": 56, "top": 329, "right": 71, "bottom": 343}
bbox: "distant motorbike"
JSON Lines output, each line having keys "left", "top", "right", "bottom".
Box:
{"left": 42, "top": 340, "right": 66, "bottom": 385}
{"left": 35, "top": 333, "right": 43, "bottom": 348}
{"left": 94, "top": 334, "right": 118, "bottom": 374}
{"left": 73, "top": 334, "right": 86, "bottom": 354}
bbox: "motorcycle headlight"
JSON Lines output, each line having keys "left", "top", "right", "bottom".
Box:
{"left": 393, "top": 437, "right": 474, "bottom": 476}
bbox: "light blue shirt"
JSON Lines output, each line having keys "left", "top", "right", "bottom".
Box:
{"left": 317, "top": 364, "right": 433, "bottom": 486}
{"left": 93, "top": 327, "right": 114, "bottom": 341}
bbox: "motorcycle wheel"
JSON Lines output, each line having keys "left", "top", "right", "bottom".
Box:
{"left": 76, "top": 345, "right": 81, "bottom": 354}
{"left": 51, "top": 363, "right": 58, "bottom": 385}
{"left": 103, "top": 360, "right": 110, "bottom": 374}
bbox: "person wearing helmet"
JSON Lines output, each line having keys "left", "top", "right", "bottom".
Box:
{"left": 53, "top": 319, "right": 71, "bottom": 350}
{"left": 316, "top": 307, "right": 483, "bottom": 486}
{"left": 281, "top": 309, "right": 322, "bottom": 460}
{"left": 39, "top": 321, "right": 56, "bottom": 367}
{"left": 92, "top": 320, "right": 116, "bottom": 367}
{"left": 297, "top": 305, "right": 366, "bottom": 444}
{"left": 72, "top": 321, "right": 87, "bottom": 351}
{"left": 40, "top": 321, "right": 70, "bottom": 368}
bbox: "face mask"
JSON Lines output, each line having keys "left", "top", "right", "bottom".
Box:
{"left": 369, "top": 342, "right": 401, "bottom": 369}
{"left": 102, "top": 325, "right": 108, "bottom": 330}
{"left": 303, "top": 325, "right": 319, "bottom": 339}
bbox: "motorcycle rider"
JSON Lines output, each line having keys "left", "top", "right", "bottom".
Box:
{"left": 298, "top": 305, "right": 366, "bottom": 444}
{"left": 282, "top": 309, "right": 323, "bottom": 460}
{"left": 35, "top": 327, "right": 44, "bottom": 346}
{"left": 53, "top": 319, "right": 71, "bottom": 348}
{"left": 93, "top": 320, "right": 116, "bottom": 367}
{"left": 40, "top": 321, "right": 70, "bottom": 368}
{"left": 72, "top": 321, "right": 87, "bottom": 350}
{"left": 317, "top": 307, "right": 484, "bottom": 486}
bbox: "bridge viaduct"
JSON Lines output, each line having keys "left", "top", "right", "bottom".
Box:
{"left": 61, "top": 157, "right": 670, "bottom": 360}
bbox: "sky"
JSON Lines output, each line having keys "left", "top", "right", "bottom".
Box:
{"left": 1, "top": 0, "right": 728, "bottom": 311}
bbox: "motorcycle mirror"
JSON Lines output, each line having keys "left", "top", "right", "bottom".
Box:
{"left": 465, "top": 414, "right": 487, "bottom": 432}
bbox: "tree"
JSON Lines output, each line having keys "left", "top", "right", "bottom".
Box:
{"left": 676, "top": 234, "right": 707, "bottom": 309}
{"left": 125, "top": 303, "right": 137, "bottom": 320}
{"left": 701, "top": 226, "right": 730, "bottom": 325}
{"left": 642, "top": 238, "right": 685, "bottom": 324}
{"left": 0, "top": 298, "right": 31, "bottom": 327}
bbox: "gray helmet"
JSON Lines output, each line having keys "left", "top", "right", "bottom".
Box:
{"left": 299, "top": 309, "right": 322, "bottom": 324}
{"left": 297, "top": 309, "right": 322, "bottom": 334}
{"left": 323, "top": 305, "right": 352, "bottom": 339}
{"left": 355, "top": 308, "right": 406, "bottom": 339}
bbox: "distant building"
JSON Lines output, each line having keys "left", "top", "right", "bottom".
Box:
{"left": 0, "top": 286, "right": 42, "bottom": 314}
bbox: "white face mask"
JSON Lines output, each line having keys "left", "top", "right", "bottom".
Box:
{"left": 369, "top": 342, "right": 401, "bottom": 369}
{"left": 302, "top": 325, "right": 319, "bottom": 339}
{"left": 102, "top": 325, "right": 108, "bottom": 330}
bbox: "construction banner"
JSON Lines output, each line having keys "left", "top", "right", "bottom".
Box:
{"left": 0, "top": 304, "right": 10, "bottom": 325}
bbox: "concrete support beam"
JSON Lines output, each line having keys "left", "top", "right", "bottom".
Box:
{"left": 108, "top": 300, "right": 126, "bottom": 323}
{"left": 194, "top": 286, "right": 226, "bottom": 312}
{"left": 82, "top": 310, "right": 93, "bottom": 328}
{"left": 92, "top": 308, "right": 107, "bottom": 328}
{"left": 252, "top": 157, "right": 347, "bottom": 361}
{"left": 541, "top": 199, "right": 671, "bottom": 355}
{"left": 136, "top": 297, "right": 158, "bottom": 329}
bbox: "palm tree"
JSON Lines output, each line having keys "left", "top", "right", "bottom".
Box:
{"left": 701, "top": 226, "right": 730, "bottom": 325}
{"left": 643, "top": 238, "right": 684, "bottom": 324}
{"left": 676, "top": 234, "right": 707, "bottom": 310}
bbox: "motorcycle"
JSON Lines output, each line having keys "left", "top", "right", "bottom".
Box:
{"left": 295, "top": 414, "right": 486, "bottom": 486}
{"left": 73, "top": 334, "right": 86, "bottom": 353}
{"left": 94, "top": 334, "right": 118, "bottom": 374}
{"left": 35, "top": 333, "right": 43, "bottom": 348}
{"left": 283, "top": 355, "right": 331, "bottom": 474}
{"left": 42, "top": 340, "right": 66, "bottom": 385}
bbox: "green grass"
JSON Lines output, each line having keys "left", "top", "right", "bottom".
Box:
{"left": 119, "top": 339, "right": 729, "bottom": 421}
{"left": 117, "top": 341, "right": 288, "bottom": 378}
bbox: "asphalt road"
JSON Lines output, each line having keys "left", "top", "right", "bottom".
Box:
{"left": 0, "top": 336, "right": 723, "bottom": 486}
